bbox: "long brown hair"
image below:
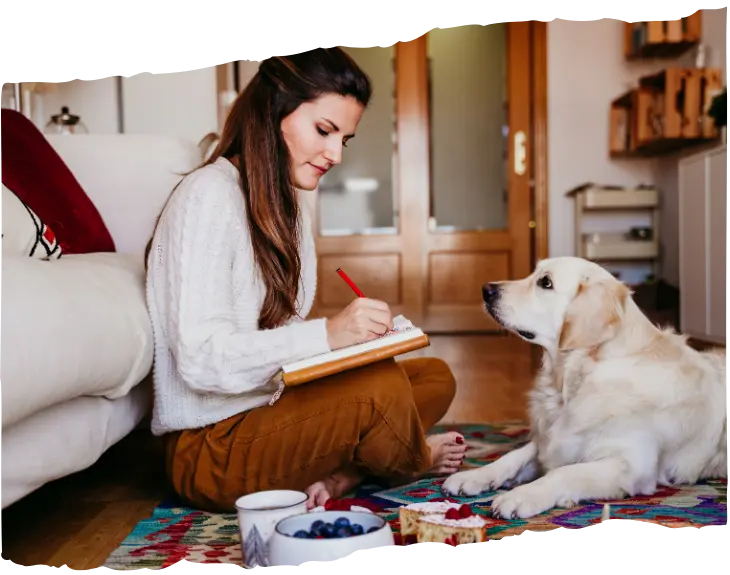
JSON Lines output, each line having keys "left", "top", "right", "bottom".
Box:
{"left": 146, "top": 48, "right": 372, "bottom": 329}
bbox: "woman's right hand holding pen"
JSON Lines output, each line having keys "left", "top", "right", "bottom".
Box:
{"left": 326, "top": 298, "right": 394, "bottom": 350}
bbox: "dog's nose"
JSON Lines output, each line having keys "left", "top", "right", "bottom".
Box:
{"left": 482, "top": 283, "right": 500, "bottom": 302}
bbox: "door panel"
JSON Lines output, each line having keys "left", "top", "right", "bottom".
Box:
{"left": 317, "top": 253, "right": 402, "bottom": 308}
{"left": 420, "top": 22, "right": 533, "bottom": 332}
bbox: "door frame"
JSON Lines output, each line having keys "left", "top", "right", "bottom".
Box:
{"left": 531, "top": 21, "right": 549, "bottom": 264}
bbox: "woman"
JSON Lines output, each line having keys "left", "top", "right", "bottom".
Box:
{"left": 145, "top": 47, "right": 467, "bottom": 513}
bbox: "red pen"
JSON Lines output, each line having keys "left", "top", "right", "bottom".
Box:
{"left": 336, "top": 268, "right": 366, "bottom": 298}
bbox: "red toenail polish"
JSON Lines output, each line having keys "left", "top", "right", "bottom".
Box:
{"left": 456, "top": 437, "right": 464, "bottom": 444}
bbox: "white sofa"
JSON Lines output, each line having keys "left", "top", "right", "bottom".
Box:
{"left": 1, "top": 133, "right": 203, "bottom": 508}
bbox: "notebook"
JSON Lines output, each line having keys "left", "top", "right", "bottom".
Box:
{"left": 281, "top": 314, "right": 430, "bottom": 386}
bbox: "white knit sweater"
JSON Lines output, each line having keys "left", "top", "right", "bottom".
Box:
{"left": 145, "top": 157, "right": 331, "bottom": 436}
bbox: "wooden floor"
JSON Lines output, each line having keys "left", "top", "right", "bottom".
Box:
{"left": 1, "top": 334, "right": 538, "bottom": 569}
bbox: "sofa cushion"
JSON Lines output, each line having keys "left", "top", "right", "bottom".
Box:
{"left": 1, "top": 252, "right": 153, "bottom": 429}
{"left": 45, "top": 133, "right": 203, "bottom": 257}
{"left": 2, "top": 184, "right": 62, "bottom": 260}
{"left": 0, "top": 108, "right": 115, "bottom": 255}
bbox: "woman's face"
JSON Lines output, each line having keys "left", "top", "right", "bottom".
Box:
{"left": 281, "top": 93, "right": 365, "bottom": 191}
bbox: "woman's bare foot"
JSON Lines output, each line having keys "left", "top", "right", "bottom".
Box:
{"left": 305, "top": 467, "right": 364, "bottom": 510}
{"left": 424, "top": 431, "right": 468, "bottom": 475}
{"left": 385, "top": 432, "right": 468, "bottom": 487}
{"left": 388, "top": 431, "right": 467, "bottom": 486}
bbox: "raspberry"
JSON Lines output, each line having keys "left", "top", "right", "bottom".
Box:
{"left": 324, "top": 500, "right": 351, "bottom": 512}
{"left": 458, "top": 504, "right": 473, "bottom": 518}
{"left": 444, "top": 508, "right": 461, "bottom": 520}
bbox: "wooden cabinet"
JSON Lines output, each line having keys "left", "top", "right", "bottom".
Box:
{"left": 678, "top": 144, "right": 726, "bottom": 345}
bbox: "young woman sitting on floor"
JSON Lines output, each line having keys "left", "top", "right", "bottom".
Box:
{"left": 144, "top": 47, "right": 467, "bottom": 513}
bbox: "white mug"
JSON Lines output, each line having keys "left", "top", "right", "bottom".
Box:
{"left": 235, "top": 490, "right": 309, "bottom": 568}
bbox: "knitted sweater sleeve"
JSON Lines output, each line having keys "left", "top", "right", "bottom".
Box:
{"left": 155, "top": 169, "right": 331, "bottom": 396}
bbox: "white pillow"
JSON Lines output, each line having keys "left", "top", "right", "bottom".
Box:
{"left": 2, "top": 184, "right": 62, "bottom": 260}
{"left": 1, "top": 252, "right": 153, "bottom": 429}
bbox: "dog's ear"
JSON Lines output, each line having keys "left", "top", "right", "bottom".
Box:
{"left": 558, "top": 278, "right": 631, "bottom": 351}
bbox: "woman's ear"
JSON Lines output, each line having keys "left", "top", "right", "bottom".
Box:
{"left": 558, "top": 278, "right": 631, "bottom": 351}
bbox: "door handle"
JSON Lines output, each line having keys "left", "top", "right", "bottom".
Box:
{"left": 514, "top": 130, "right": 527, "bottom": 176}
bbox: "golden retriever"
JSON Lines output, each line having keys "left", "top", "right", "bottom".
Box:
{"left": 442, "top": 256, "right": 727, "bottom": 519}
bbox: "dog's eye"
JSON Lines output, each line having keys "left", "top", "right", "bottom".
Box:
{"left": 538, "top": 276, "right": 553, "bottom": 290}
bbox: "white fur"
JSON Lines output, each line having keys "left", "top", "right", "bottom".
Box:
{"left": 442, "top": 256, "right": 727, "bottom": 519}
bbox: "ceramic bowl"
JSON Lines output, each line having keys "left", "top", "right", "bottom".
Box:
{"left": 268, "top": 510, "right": 394, "bottom": 566}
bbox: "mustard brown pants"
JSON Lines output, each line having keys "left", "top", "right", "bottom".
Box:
{"left": 163, "top": 357, "right": 457, "bottom": 512}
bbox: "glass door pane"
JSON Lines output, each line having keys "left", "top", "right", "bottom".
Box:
{"left": 317, "top": 46, "right": 398, "bottom": 236}
{"left": 427, "top": 24, "right": 509, "bottom": 232}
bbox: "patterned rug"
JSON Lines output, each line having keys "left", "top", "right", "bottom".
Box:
{"left": 103, "top": 422, "right": 727, "bottom": 569}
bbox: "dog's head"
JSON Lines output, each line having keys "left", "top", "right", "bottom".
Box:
{"left": 482, "top": 257, "right": 631, "bottom": 352}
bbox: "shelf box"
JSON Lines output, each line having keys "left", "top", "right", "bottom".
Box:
{"left": 582, "top": 234, "right": 659, "bottom": 261}
{"left": 583, "top": 187, "right": 658, "bottom": 209}
{"left": 609, "top": 67, "right": 723, "bottom": 157}
{"left": 609, "top": 90, "right": 636, "bottom": 154}
{"left": 625, "top": 13, "right": 702, "bottom": 60}
{"left": 566, "top": 184, "right": 659, "bottom": 209}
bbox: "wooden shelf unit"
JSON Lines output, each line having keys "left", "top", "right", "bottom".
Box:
{"left": 624, "top": 13, "right": 702, "bottom": 60}
{"left": 567, "top": 184, "right": 661, "bottom": 276}
{"left": 609, "top": 67, "right": 723, "bottom": 157}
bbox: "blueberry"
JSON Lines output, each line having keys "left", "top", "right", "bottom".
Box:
{"left": 335, "top": 526, "right": 352, "bottom": 538}
{"left": 367, "top": 526, "right": 379, "bottom": 533}
{"left": 310, "top": 521, "right": 327, "bottom": 537}
{"left": 320, "top": 523, "right": 335, "bottom": 538}
{"left": 334, "top": 517, "right": 351, "bottom": 530}
{"left": 350, "top": 524, "right": 364, "bottom": 536}
{"left": 293, "top": 530, "right": 310, "bottom": 538}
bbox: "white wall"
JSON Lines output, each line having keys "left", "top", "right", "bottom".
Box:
{"left": 122, "top": 67, "right": 218, "bottom": 143}
{"left": 547, "top": 19, "right": 660, "bottom": 284}
{"left": 28, "top": 66, "right": 218, "bottom": 145}
{"left": 547, "top": 11, "right": 727, "bottom": 286}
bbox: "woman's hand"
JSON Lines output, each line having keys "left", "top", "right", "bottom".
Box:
{"left": 325, "top": 298, "right": 394, "bottom": 350}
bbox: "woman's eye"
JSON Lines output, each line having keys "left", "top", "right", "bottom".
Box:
{"left": 317, "top": 127, "right": 329, "bottom": 137}
{"left": 538, "top": 276, "right": 553, "bottom": 290}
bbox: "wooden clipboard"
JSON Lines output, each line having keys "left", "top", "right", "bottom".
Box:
{"left": 282, "top": 333, "right": 430, "bottom": 386}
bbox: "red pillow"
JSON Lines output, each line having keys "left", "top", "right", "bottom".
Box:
{"left": 1, "top": 108, "right": 115, "bottom": 254}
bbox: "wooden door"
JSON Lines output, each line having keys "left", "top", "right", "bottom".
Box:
{"left": 308, "top": 23, "right": 538, "bottom": 333}
{"left": 413, "top": 23, "right": 534, "bottom": 332}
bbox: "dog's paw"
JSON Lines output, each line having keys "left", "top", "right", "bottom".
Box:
{"left": 441, "top": 466, "right": 506, "bottom": 497}
{"left": 490, "top": 485, "right": 554, "bottom": 519}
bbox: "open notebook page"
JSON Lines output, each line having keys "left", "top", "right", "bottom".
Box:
{"left": 282, "top": 315, "right": 422, "bottom": 373}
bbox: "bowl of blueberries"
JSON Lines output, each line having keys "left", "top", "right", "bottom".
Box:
{"left": 267, "top": 509, "right": 395, "bottom": 566}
